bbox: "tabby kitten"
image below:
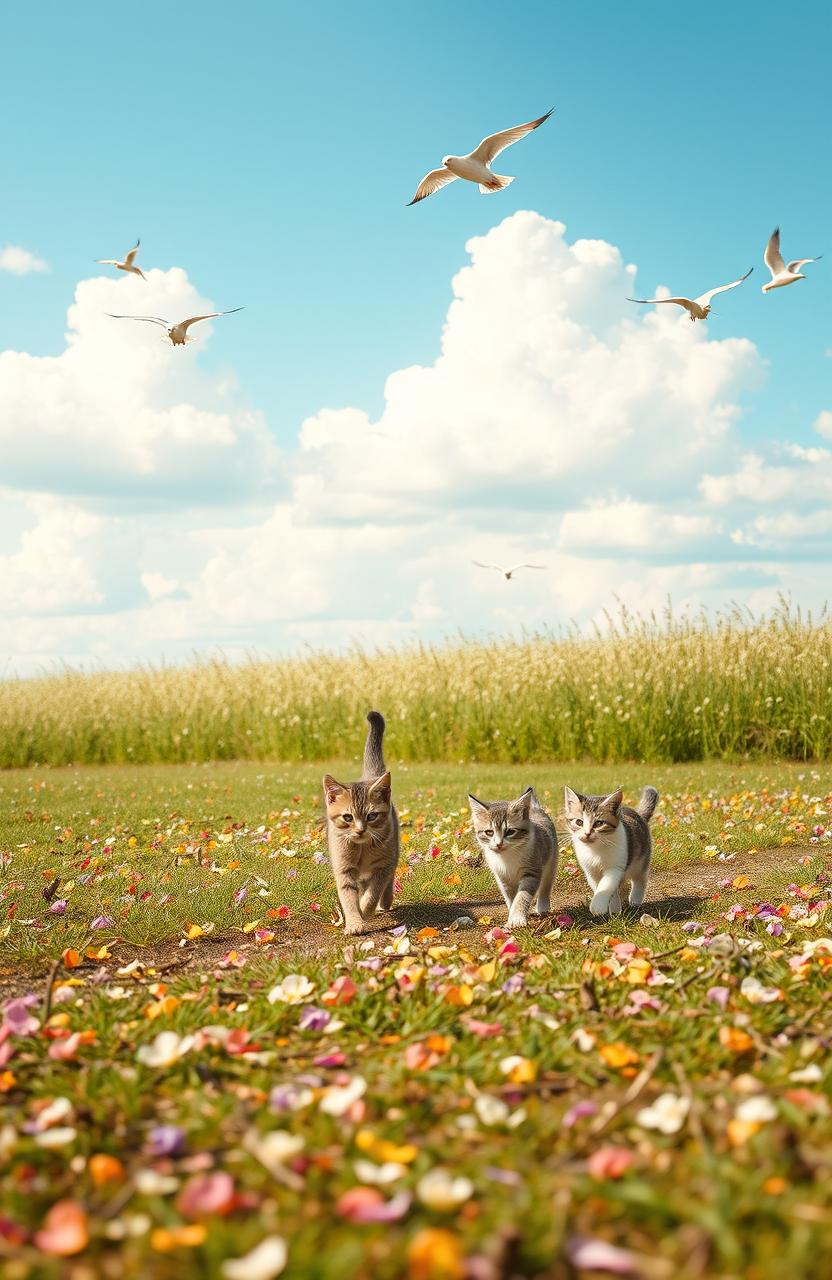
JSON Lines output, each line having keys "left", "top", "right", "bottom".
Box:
{"left": 468, "top": 787, "right": 558, "bottom": 928}
{"left": 323, "top": 711, "right": 399, "bottom": 936}
{"left": 563, "top": 785, "right": 659, "bottom": 916}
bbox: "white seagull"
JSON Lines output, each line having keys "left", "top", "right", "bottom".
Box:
{"left": 96, "top": 238, "right": 147, "bottom": 281}
{"left": 107, "top": 308, "right": 243, "bottom": 347}
{"left": 407, "top": 108, "right": 554, "bottom": 206}
{"left": 472, "top": 561, "right": 546, "bottom": 581}
{"left": 763, "top": 227, "right": 822, "bottom": 293}
{"left": 627, "top": 267, "right": 753, "bottom": 322}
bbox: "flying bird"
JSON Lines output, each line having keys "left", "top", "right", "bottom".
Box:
{"left": 96, "top": 238, "right": 147, "bottom": 280}
{"left": 763, "top": 227, "right": 822, "bottom": 292}
{"left": 107, "top": 308, "right": 244, "bottom": 347}
{"left": 407, "top": 108, "right": 555, "bottom": 206}
{"left": 627, "top": 268, "right": 753, "bottom": 322}
{"left": 472, "top": 561, "right": 546, "bottom": 580}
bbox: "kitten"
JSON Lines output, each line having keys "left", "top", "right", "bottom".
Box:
{"left": 323, "top": 711, "right": 399, "bottom": 936}
{"left": 468, "top": 787, "right": 559, "bottom": 928}
{"left": 563, "top": 785, "right": 659, "bottom": 916}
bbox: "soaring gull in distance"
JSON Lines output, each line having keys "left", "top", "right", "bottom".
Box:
{"left": 762, "top": 227, "right": 822, "bottom": 292}
{"left": 407, "top": 108, "right": 554, "bottom": 206}
{"left": 96, "top": 238, "right": 147, "bottom": 281}
{"left": 107, "top": 308, "right": 244, "bottom": 347}
{"left": 627, "top": 268, "right": 753, "bottom": 322}
{"left": 472, "top": 561, "right": 546, "bottom": 581}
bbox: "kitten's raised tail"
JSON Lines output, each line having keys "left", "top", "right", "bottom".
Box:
{"left": 362, "top": 710, "right": 386, "bottom": 779}
{"left": 636, "top": 786, "right": 659, "bottom": 822}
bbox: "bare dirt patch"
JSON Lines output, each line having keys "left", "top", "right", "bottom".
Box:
{"left": 0, "top": 844, "right": 809, "bottom": 999}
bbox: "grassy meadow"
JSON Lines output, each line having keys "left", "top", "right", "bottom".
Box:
{"left": 1, "top": 757, "right": 831, "bottom": 1277}
{"left": 2, "top": 607, "right": 831, "bottom": 768}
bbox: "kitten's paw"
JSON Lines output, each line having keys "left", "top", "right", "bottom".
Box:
{"left": 343, "top": 920, "right": 368, "bottom": 936}
{"left": 608, "top": 895, "right": 623, "bottom": 915}
{"left": 507, "top": 911, "right": 529, "bottom": 929}
{"left": 533, "top": 899, "right": 550, "bottom": 916}
{"left": 589, "top": 894, "right": 610, "bottom": 916}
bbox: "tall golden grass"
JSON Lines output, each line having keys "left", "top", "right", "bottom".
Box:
{"left": 1, "top": 605, "right": 830, "bottom": 766}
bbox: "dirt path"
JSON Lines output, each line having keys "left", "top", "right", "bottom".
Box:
{"left": 2, "top": 843, "right": 810, "bottom": 998}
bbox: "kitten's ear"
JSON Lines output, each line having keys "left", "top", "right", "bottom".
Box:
{"left": 368, "top": 770, "right": 391, "bottom": 800}
{"left": 323, "top": 774, "right": 347, "bottom": 804}
{"left": 602, "top": 789, "right": 624, "bottom": 813}
{"left": 564, "top": 786, "right": 582, "bottom": 813}
{"left": 511, "top": 787, "right": 533, "bottom": 815}
{"left": 467, "top": 793, "right": 489, "bottom": 818}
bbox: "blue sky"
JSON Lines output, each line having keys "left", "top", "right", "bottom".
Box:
{"left": 1, "top": 1, "right": 831, "bottom": 673}
{"left": 3, "top": 0, "right": 829, "bottom": 440}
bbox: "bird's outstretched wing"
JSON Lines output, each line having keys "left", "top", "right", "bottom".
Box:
{"left": 786, "top": 255, "right": 822, "bottom": 273}
{"left": 407, "top": 167, "right": 459, "bottom": 206}
{"left": 124, "top": 239, "right": 141, "bottom": 266}
{"left": 472, "top": 560, "right": 503, "bottom": 572}
{"left": 695, "top": 267, "right": 753, "bottom": 307}
{"left": 96, "top": 259, "right": 119, "bottom": 266}
{"left": 107, "top": 313, "right": 169, "bottom": 327}
{"left": 469, "top": 108, "right": 555, "bottom": 165}
{"left": 507, "top": 563, "right": 546, "bottom": 573}
{"left": 179, "top": 308, "right": 244, "bottom": 334}
{"left": 627, "top": 296, "right": 696, "bottom": 315}
{"left": 764, "top": 228, "right": 785, "bottom": 277}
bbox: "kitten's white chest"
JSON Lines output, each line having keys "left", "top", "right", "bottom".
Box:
{"left": 571, "top": 825, "right": 627, "bottom": 879}
{"left": 484, "top": 845, "right": 522, "bottom": 884}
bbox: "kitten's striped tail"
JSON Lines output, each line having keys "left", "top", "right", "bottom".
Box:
{"left": 636, "top": 786, "right": 659, "bottom": 822}
{"left": 362, "top": 711, "right": 386, "bottom": 779}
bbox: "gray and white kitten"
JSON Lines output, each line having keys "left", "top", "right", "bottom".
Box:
{"left": 563, "top": 785, "right": 659, "bottom": 916}
{"left": 323, "top": 711, "right": 399, "bottom": 935}
{"left": 468, "top": 787, "right": 558, "bottom": 928}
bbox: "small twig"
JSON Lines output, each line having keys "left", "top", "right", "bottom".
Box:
{"left": 675, "top": 962, "right": 720, "bottom": 994}
{"left": 650, "top": 942, "right": 690, "bottom": 962}
{"left": 589, "top": 1047, "right": 664, "bottom": 1135}
{"left": 579, "top": 979, "right": 600, "bottom": 1012}
{"left": 42, "top": 959, "right": 61, "bottom": 1023}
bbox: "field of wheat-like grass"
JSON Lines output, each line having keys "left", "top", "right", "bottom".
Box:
{"left": 1, "top": 605, "right": 830, "bottom": 767}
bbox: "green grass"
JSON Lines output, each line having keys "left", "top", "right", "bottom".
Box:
{"left": 1, "top": 758, "right": 828, "bottom": 962}
{"left": 1, "top": 760, "right": 830, "bottom": 1278}
{"left": 2, "top": 606, "right": 832, "bottom": 767}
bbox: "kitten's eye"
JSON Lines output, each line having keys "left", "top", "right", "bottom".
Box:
{"left": 367, "top": 811, "right": 380, "bottom": 822}
{"left": 484, "top": 829, "right": 494, "bottom": 837}
{"left": 574, "top": 818, "right": 583, "bottom": 827}
{"left": 505, "top": 827, "right": 516, "bottom": 837}
{"left": 342, "top": 813, "right": 353, "bottom": 823}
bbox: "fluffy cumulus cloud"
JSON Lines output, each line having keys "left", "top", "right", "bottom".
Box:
{"left": 0, "top": 267, "right": 279, "bottom": 501}
{"left": 1, "top": 211, "right": 830, "bottom": 673}
{"left": 0, "top": 245, "right": 48, "bottom": 275}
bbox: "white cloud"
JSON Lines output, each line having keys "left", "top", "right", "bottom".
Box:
{"left": 1, "top": 211, "right": 831, "bottom": 673}
{"left": 0, "top": 245, "right": 48, "bottom": 275}
{"left": 0, "top": 267, "right": 279, "bottom": 502}
{"left": 814, "top": 410, "right": 832, "bottom": 439}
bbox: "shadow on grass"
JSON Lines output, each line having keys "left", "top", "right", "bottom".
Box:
{"left": 393, "top": 897, "right": 502, "bottom": 930}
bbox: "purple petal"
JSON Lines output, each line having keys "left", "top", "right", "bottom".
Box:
{"left": 146, "top": 1125, "right": 186, "bottom": 1157}
{"left": 567, "top": 1236, "right": 638, "bottom": 1274}
{"left": 298, "top": 1006, "right": 331, "bottom": 1032}
{"left": 562, "top": 1100, "right": 599, "bottom": 1128}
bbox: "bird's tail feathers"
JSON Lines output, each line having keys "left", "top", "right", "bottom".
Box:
{"left": 479, "top": 174, "right": 514, "bottom": 194}
{"left": 362, "top": 711, "right": 387, "bottom": 779}
{"left": 636, "top": 786, "right": 659, "bottom": 822}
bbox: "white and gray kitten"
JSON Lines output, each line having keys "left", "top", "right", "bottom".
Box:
{"left": 323, "top": 711, "right": 399, "bottom": 935}
{"left": 563, "top": 785, "right": 659, "bottom": 916}
{"left": 468, "top": 787, "right": 558, "bottom": 928}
